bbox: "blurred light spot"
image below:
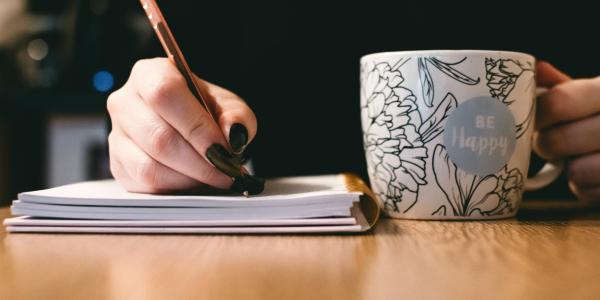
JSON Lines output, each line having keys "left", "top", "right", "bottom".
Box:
{"left": 27, "top": 38, "right": 48, "bottom": 61}
{"left": 90, "top": 0, "right": 109, "bottom": 15}
{"left": 93, "top": 70, "right": 114, "bottom": 92}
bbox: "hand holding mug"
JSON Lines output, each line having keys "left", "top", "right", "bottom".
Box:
{"left": 534, "top": 61, "right": 600, "bottom": 203}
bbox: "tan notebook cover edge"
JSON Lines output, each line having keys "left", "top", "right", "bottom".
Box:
{"left": 342, "top": 173, "right": 381, "bottom": 232}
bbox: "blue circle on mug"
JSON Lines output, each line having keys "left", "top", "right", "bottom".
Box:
{"left": 443, "top": 96, "right": 516, "bottom": 176}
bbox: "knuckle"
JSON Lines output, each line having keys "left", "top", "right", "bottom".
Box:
{"left": 545, "top": 86, "right": 569, "bottom": 117}
{"left": 148, "top": 125, "right": 177, "bottom": 157}
{"left": 133, "top": 58, "right": 184, "bottom": 108}
{"left": 187, "top": 116, "right": 212, "bottom": 141}
{"left": 106, "top": 90, "right": 121, "bottom": 115}
{"left": 131, "top": 59, "right": 149, "bottom": 73}
{"left": 146, "top": 74, "right": 184, "bottom": 107}
{"left": 136, "top": 157, "right": 161, "bottom": 188}
{"left": 132, "top": 58, "right": 164, "bottom": 74}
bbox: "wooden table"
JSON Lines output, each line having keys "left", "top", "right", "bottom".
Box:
{"left": 1, "top": 203, "right": 600, "bottom": 299}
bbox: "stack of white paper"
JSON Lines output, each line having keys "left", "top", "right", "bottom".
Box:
{"left": 4, "top": 175, "right": 378, "bottom": 233}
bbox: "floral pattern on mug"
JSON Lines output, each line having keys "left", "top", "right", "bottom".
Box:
{"left": 431, "top": 144, "right": 523, "bottom": 217}
{"left": 361, "top": 58, "right": 466, "bottom": 213}
{"left": 361, "top": 61, "right": 428, "bottom": 213}
{"left": 485, "top": 58, "right": 535, "bottom": 138}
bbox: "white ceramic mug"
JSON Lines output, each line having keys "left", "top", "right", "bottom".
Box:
{"left": 360, "top": 50, "right": 562, "bottom": 220}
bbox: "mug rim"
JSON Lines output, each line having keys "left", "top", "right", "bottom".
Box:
{"left": 361, "top": 49, "right": 535, "bottom": 62}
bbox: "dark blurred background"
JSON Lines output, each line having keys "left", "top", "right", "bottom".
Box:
{"left": 1, "top": 0, "right": 598, "bottom": 204}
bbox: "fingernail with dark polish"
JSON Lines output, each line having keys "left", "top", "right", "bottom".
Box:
{"left": 206, "top": 143, "right": 264, "bottom": 195}
{"left": 231, "top": 174, "right": 266, "bottom": 195}
{"left": 206, "top": 144, "right": 243, "bottom": 178}
{"left": 229, "top": 123, "right": 248, "bottom": 154}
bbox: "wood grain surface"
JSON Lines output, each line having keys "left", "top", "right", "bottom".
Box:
{"left": 1, "top": 203, "right": 600, "bottom": 300}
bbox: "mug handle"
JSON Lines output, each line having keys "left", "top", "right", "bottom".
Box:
{"left": 525, "top": 87, "right": 564, "bottom": 191}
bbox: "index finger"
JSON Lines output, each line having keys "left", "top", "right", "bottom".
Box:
{"left": 536, "top": 61, "right": 571, "bottom": 88}
{"left": 129, "top": 58, "right": 228, "bottom": 158}
{"left": 537, "top": 76, "right": 600, "bottom": 130}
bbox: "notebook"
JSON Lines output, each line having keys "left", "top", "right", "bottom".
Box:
{"left": 4, "top": 174, "right": 380, "bottom": 234}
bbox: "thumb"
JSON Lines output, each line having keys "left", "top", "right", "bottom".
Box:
{"left": 536, "top": 60, "right": 571, "bottom": 87}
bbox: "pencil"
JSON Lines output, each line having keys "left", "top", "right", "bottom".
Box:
{"left": 139, "top": 0, "right": 249, "bottom": 197}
